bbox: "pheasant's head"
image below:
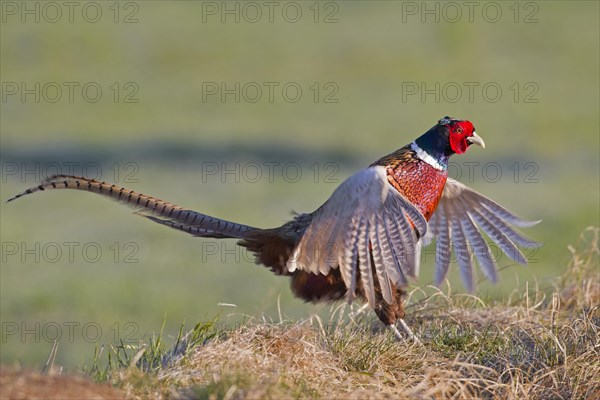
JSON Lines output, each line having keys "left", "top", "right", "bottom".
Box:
{"left": 439, "top": 116, "right": 485, "bottom": 155}
{"left": 414, "top": 117, "right": 485, "bottom": 164}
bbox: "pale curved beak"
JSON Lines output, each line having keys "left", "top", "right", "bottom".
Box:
{"left": 466, "top": 131, "right": 485, "bottom": 148}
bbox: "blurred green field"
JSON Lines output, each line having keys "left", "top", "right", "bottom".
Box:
{"left": 1, "top": 1, "right": 598, "bottom": 369}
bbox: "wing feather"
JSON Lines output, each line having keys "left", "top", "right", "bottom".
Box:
{"left": 428, "top": 178, "right": 539, "bottom": 289}
{"left": 470, "top": 209, "right": 527, "bottom": 264}
{"left": 468, "top": 192, "right": 541, "bottom": 228}
{"left": 383, "top": 210, "right": 408, "bottom": 285}
{"left": 378, "top": 218, "right": 400, "bottom": 285}
{"left": 396, "top": 210, "right": 419, "bottom": 277}
{"left": 433, "top": 211, "right": 452, "bottom": 286}
{"left": 478, "top": 204, "right": 539, "bottom": 248}
{"left": 357, "top": 219, "right": 376, "bottom": 307}
{"left": 461, "top": 213, "right": 497, "bottom": 283}
{"left": 287, "top": 166, "right": 425, "bottom": 307}
{"left": 451, "top": 217, "right": 474, "bottom": 292}
{"left": 371, "top": 217, "right": 393, "bottom": 304}
{"left": 339, "top": 216, "right": 360, "bottom": 301}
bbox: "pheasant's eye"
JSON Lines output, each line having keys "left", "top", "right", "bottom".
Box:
{"left": 456, "top": 127, "right": 463, "bottom": 134}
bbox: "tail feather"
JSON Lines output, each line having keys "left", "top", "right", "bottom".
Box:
{"left": 7, "top": 174, "right": 258, "bottom": 239}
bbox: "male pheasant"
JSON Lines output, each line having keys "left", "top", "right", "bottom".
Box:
{"left": 8, "top": 117, "right": 539, "bottom": 341}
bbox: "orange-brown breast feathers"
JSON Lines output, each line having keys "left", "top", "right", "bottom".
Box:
{"left": 384, "top": 154, "right": 448, "bottom": 222}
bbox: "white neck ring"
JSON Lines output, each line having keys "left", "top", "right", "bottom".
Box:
{"left": 410, "top": 141, "right": 445, "bottom": 171}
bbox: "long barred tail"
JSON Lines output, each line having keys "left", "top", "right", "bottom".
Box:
{"left": 7, "top": 174, "right": 260, "bottom": 239}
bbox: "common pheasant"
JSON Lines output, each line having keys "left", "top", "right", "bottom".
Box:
{"left": 8, "top": 117, "right": 539, "bottom": 341}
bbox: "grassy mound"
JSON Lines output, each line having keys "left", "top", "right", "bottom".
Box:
{"left": 102, "top": 227, "right": 599, "bottom": 399}
{"left": 2, "top": 228, "right": 597, "bottom": 399}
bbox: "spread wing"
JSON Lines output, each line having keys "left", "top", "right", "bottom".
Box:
{"left": 425, "top": 178, "right": 541, "bottom": 291}
{"left": 287, "top": 166, "right": 428, "bottom": 307}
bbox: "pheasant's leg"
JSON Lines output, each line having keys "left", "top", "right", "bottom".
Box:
{"left": 397, "top": 318, "right": 421, "bottom": 344}
{"left": 388, "top": 324, "right": 404, "bottom": 341}
{"left": 376, "top": 286, "right": 421, "bottom": 343}
{"left": 388, "top": 321, "right": 421, "bottom": 344}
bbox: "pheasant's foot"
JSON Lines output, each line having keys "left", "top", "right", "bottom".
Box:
{"left": 388, "top": 324, "right": 404, "bottom": 341}
{"left": 389, "top": 319, "right": 422, "bottom": 345}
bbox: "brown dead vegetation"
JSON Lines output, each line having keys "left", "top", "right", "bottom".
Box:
{"left": 3, "top": 227, "right": 598, "bottom": 400}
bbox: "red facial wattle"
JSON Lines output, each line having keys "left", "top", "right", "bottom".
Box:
{"left": 448, "top": 121, "right": 480, "bottom": 154}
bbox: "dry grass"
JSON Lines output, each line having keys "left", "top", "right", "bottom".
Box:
{"left": 3, "top": 228, "right": 598, "bottom": 399}
{"left": 0, "top": 367, "right": 125, "bottom": 400}
{"left": 111, "top": 227, "right": 599, "bottom": 400}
